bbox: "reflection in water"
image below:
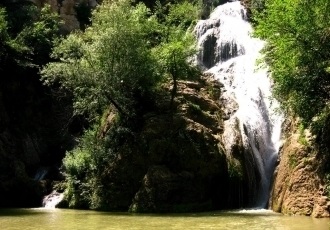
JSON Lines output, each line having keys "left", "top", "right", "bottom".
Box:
{"left": 0, "top": 209, "right": 329, "bottom": 230}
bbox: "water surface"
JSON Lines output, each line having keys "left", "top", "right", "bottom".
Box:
{"left": 1, "top": 208, "right": 329, "bottom": 230}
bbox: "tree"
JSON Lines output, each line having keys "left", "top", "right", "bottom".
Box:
{"left": 153, "top": 1, "right": 200, "bottom": 108}
{"left": 0, "top": 4, "right": 61, "bottom": 74}
{"left": 41, "top": 0, "right": 161, "bottom": 121}
{"left": 15, "top": 4, "right": 62, "bottom": 66}
{"left": 254, "top": 0, "right": 330, "bottom": 129}
{"left": 42, "top": 0, "right": 201, "bottom": 119}
{"left": 42, "top": 0, "right": 203, "bottom": 210}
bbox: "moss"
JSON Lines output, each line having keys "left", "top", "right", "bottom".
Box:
{"left": 288, "top": 152, "right": 298, "bottom": 169}
{"left": 206, "top": 84, "right": 221, "bottom": 100}
{"left": 188, "top": 102, "right": 203, "bottom": 116}
{"left": 227, "top": 159, "right": 243, "bottom": 180}
{"left": 297, "top": 123, "right": 309, "bottom": 146}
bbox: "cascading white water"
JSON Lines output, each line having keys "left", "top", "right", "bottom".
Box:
{"left": 42, "top": 191, "right": 64, "bottom": 209}
{"left": 33, "top": 167, "right": 64, "bottom": 208}
{"left": 195, "top": 1, "right": 283, "bottom": 208}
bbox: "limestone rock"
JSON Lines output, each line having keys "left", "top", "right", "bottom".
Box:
{"left": 91, "top": 75, "right": 257, "bottom": 212}
{"left": 31, "top": 0, "right": 99, "bottom": 32}
{"left": 270, "top": 118, "right": 330, "bottom": 217}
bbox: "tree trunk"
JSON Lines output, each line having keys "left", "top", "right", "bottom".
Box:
{"left": 170, "top": 75, "right": 177, "bottom": 108}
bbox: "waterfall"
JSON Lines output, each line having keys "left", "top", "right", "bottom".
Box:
{"left": 195, "top": 1, "right": 283, "bottom": 208}
{"left": 34, "top": 166, "right": 64, "bottom": 208}
{"left": 42, "top": 191, "right": 64, "bottom": 209}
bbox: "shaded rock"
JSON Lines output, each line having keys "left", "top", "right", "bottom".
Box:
{"left": 131, "top": 75, "right": 262, "bottom": 211}
{"left": 80, "top": 74, "right": 256, "bottom": 212}
{"left": 0, "top": 60, "right": 75, "bottom": 208}
{"left": 130, "top": 165, "right": 212, "bottom": 213}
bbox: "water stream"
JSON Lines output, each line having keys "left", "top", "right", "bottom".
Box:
{"left": 195, "top": 0, "right": 283, "bottom": 208}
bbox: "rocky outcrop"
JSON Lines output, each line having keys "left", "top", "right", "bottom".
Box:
{"left": 91, "top": 74, "right": 262, "bottom": 212}
{"left": 29, "top": 0, "right": 235, "bottom": 32}
{"left": 128, "top": 77, "right": 228, "bottom": 212}
{"left": 270, "top": 118, "right": 330, "bottom": 218}
{"left": 31, "top": 0, "right": 98, "bottom": 32}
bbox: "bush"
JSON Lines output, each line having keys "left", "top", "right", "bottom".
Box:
{"left": 253, "top": 0, "right": 330, "bottom": 130}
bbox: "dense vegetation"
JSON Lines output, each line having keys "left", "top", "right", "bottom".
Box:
{"left": 0, "top": 2, "right": 61, "bottom": 70}
{"left": 41, "top": 0, "right": 201, "bottom": 209}
{"left": 252, "top": 0, "right": 330, "bottom": 145}
{"left": 0, "top": 1, "right": 73, "bottom": 207}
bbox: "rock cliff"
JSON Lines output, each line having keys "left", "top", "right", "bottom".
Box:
{"left": 270, "top": 118, "right": 330, "bottom": 218}
{"left": 31, "top": 0, "right": 98, "bottom": 32}
{"left": 86, "top": 74, "right": 262, "bottom": 212}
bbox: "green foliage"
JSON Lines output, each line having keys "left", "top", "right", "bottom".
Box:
{"left": 165, "top": 1, "right": 199, "bottom": 28}
{"left": 62, "top": 120, "right": 140, "bottom": 209}
{"left": 42, "top": 0, "right": 200, "bottom": 119}
{"left": 246, "top": 0, "right": 266, "bottom": 16}
{"left": 63, "top": 127, "right": 108, "bottom": 208}
{"left": 3, "top": 2, "right": 38, "bottom": 35}
{"left": 0, "top": 4, "right": 61, "bottom": 70}
{"left": 0, "top": 8, "right": 8, "bottom": 40}
{"left": 188, "top": 102, "right": 202, "bottom": 115}
{"left": 14, "top": 4, "right": 62, "bottom": 66}
{"left": 42, "top": 0, "right": 161, "bottom": 120}
{"left": 297, "top": 123, "right": 308, "bottom": 146}
{"left": 153, "top": 0, "right": 201, "bottom": 107}
{"left": 228, "top": 159, "right": 243, "bottom": 180}
{"left": 254, "top": 0, "right": 330, "bottom": 131}
{"left": 288, "top": 153, "right": 298, "bottom": 169}
{"left": 49, "top": 0, "right": 202, "bottom": 210}
{"left": 0, "top": 8, "right": 9, "bottom": 63}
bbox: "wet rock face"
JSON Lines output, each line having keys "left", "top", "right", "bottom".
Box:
{"left": 196, "top": 24, "right": 219, "bottom": 69}
{"left": 130, "top": 166, "right": 216, "bottom": 212}
{"left": 123, "top": 75, "right": 257, "bottom": 212}
{"left": 270, "top": 119, "right": 330, "bottom": 218}
{"left": 96, "top": 76, "right": 230, "bottom": 212}
{"left": 92, "top": 75, "right": 256, "bottom": 212}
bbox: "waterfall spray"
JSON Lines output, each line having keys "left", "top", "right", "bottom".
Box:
{"left": 195, "top": 0, "right": 283, "bottom": 208}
